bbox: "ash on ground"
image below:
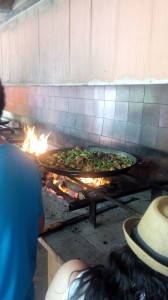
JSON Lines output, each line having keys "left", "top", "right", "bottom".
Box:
{"left": 42, "top": 187, "right": 88, "bottom": 226}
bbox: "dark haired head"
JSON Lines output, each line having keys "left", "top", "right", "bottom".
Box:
{"left": 68, "top": 244, "right": 168, "bottom": 300}
{"left": 0, "top": 79, "right": 5, "bottom": 118}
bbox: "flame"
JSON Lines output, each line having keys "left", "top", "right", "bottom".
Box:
{"left": 47, "top": 174, "right": 79, "bottom": 198}
{"left": 49, "top": 174, "right": 110, "bottom": 189}
{"left": 21, "top": 126, "right": 50, "bottom": 156}
{"left": 58, "top": 184, "right": 79, "bottom": 198}
{"left": 79, "top": 177, "right": 110, "bottom": 188}
{"left": 47, "top": 173, "right": 111, "bottom": 199}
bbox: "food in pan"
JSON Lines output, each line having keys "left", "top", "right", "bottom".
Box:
{"left": 40, "top": 146, "right": 134, "bottom": 172}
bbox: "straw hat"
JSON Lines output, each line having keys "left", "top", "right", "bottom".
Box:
{"left": 123, "top": 195, "right": 168, "bottom": 276}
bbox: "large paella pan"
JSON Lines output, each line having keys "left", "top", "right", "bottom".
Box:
{"left": 37, "top": 146, "right": 137, "bottom": 178}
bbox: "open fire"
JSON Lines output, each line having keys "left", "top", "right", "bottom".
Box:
{"left": 80, "top": 177, "right": 111, "bottom": 187}
{"left": 21, "top": 126, "right": 50, "bottom": 156}
{"left": 20, "top": 126, "right": 111, "bottom": 198}
{"left": 46, "top": 173, "right": 111, "bottom": 200}
{"left": 15, "top": 123, "right": 160, "bottom": 228}
{"left": 20, "top": 127, "right": 117, "bottom": 202}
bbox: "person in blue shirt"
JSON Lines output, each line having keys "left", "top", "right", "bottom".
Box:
{"left": 0, "top": 79, "right": 45, "bottom": 300}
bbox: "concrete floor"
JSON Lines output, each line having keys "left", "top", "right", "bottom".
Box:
{"left": 33, "top": 188, "right": 156, "bottom": 300}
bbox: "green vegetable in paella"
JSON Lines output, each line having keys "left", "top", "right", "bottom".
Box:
{"left": 40, "top": 146, "right": 134, "bottom": 172}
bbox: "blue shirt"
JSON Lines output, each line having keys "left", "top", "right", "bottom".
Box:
{"left": 0, "top": 143, "right": 44, "bottom": 300}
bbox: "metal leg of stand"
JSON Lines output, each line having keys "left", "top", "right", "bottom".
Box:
{"left": 89, "top": 201, "right": 97, "bottom": 228}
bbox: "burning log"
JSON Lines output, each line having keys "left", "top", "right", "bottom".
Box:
{"left": 63, "top": 179, "right": 86, "bottom": 199}
{"left": 64, "top": 178, "right": 84, "bottom": 192}
{"left": 47, "top": 177, "right": 67, "bottom": 197}
{"left": 45, "top": 173, "right": 113, "bottom": 200}
{"left": 46, "top": 177, "right": 86, "bottom": 200}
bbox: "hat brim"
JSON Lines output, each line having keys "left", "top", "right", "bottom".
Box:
{"left": 123, "top": 217, "right": 168, "bottom": 276}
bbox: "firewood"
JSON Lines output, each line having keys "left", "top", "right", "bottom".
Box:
{"left": 64, "top": 179, "right": 84, "bottom": 192}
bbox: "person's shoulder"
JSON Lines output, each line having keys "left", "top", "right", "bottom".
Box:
{"left": 45, "top": 260, "right": 87, "bottom": 300}
{"left": 54, "top": 259, "right": 88, "bottom": 284}
{"left": 59, "top": 259, "right": 88, "bottom": 277}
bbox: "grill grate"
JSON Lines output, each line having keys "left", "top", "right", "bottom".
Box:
{"left": 45, "top": 171, "right": 164, "bottom": 227}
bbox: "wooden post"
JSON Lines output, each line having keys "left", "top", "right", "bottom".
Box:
{"left": 38, "top": 237, "right": 64, "bottom": 286}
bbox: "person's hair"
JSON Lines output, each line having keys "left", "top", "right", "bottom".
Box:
{"left": 68, "top": 244, "right": 168, "bottom": 300}
{"left": 0, "top": 79, "right": 5, "bottom": 118}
